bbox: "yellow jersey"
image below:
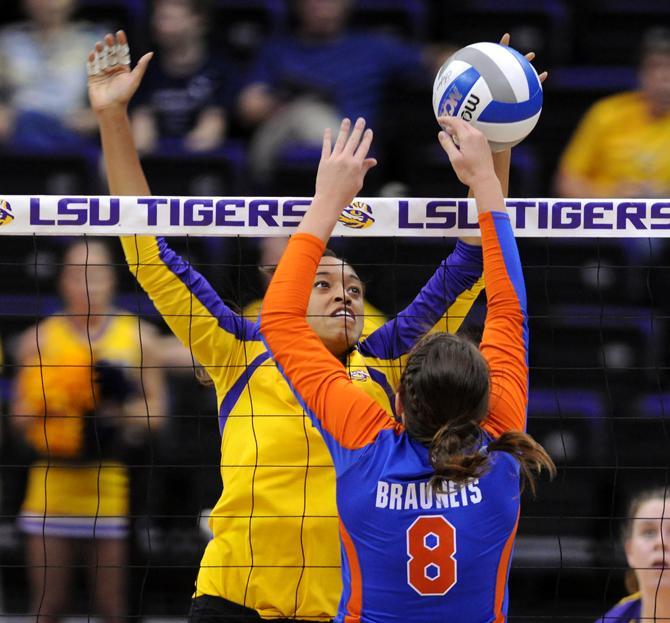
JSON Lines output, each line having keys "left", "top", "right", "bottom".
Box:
{"left": 560, "top": 91, "right": 670, "bottom": 196}
{"left": 122, "top": 235, "right": 483, "bottom": 620}
{"left": 17, "top": 313, "right": 142, "bottom": 539}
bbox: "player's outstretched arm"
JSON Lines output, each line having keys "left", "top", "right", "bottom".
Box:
{"left": 439, "top": 116, "right": 528, "bottom": 436}
{"left": 262, "top": 119, "right": 395, "bottom": 463}
{"left": 88, "top": 32, "right": 251, "bottom": 383}
{"left": 359, "top": 243, "right": 483, "bottom": 365}
{"left": 295, "top": 118, "right": 377, "bottom": 241}
{"left": 88, "top": 30, "right": 153, "bottom": 196}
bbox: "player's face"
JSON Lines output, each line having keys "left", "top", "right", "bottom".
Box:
{"left": 641, "top": 53, "right": 670, "bottom": 113}
{"left": 306, "top": 257, "right": 365, "bottom": 357}
{"left": 625, "top": 498, "right": 670, "bottom": 591}
{"left": 60, "top": 242, "right": 116, "bottom": 315}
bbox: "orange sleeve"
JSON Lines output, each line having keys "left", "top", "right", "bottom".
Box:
{"left": 260, "top": 233, "right": 399, "bottom": 452}
{"left": 478, "top": 212, "right": 529, "bottom": 437}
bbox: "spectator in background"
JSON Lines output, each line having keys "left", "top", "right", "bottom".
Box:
{"left": 556, "top": 27, "right": 670, "bottom": 198}
{"left": 10, "top": 239, "right": 167, "bottom": 623}
{"left": 238, "top": 0, "right": 452, "bottom": 183}
{"left": 0, "top": 0, "right": 102, "bottom": 153}
{"left": 131, "top": 0, "right": 236, "bottom": 155}
{"left": 596, "top": 486, "right": 670, "bottom": 622}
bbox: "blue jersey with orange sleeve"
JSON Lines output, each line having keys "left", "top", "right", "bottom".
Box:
{"left": 120, "top": 233, "right": 483, "bottom": 620}
{"left": 261, "top": 211, "right": 528, "bottom": 623}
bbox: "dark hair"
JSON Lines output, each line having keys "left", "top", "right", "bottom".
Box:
{"left": 400, "top": 333, "right": 555, "bottom": 494}
{"left": 621, "top": 486, "right": 670, "bottom": 594}
{"left": 641, "top": 27, "right": 670, "bottom": 59}
{"left": 259, "top": 247, "right": 342, "bottom": 277}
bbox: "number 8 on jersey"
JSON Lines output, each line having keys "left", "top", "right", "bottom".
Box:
{"left": 406, "top": 516, "right": 457, "bottom": 596}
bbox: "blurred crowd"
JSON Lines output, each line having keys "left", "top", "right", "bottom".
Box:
{"left": 0, "top": 0, "right": 668, "bottom": 198}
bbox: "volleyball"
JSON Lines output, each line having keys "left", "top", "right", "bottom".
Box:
{"left": 432, "top": 42, "right": 543, "bottom": 151}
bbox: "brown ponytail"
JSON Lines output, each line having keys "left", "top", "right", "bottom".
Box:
{"left": 400, "top": 332, "right": 555, "bottom": 493}
{"left": 486, "top": 431, "right": 556, "bottom": 496}
{"left": 428, "top": 426, "right": 555, "bottom": 494}
{"left": 428, "top": 421, "right": 489, "bottom": 491}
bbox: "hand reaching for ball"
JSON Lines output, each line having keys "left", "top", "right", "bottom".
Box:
{"left": 437, "top": 116, "right": 496, "bottom": 190}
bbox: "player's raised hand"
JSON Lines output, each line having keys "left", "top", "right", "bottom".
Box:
{"left": 314, "top": 117, "right": 377, "bottom": 212}
{"left": 87, "top": 30, "right": 153, "bottom": 113}
{"left": 437, "top": 116, "right": 496, "bottom": 189}
{"left": 499, "top": 32, "right": 548, "bottom": 84}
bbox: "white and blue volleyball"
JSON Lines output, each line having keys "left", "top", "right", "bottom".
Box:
{"left": 432, "top": 42, "right": 543, "bottom": 151}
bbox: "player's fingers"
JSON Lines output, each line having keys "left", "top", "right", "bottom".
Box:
{"left": 86, "top": 53, "right": 96, "bottom": 76}
{"left": 363, "top": 157, "right": 378, "bottom": 173}
{"left": 438, "top": 130, "right": 460, "bottom": 161}
{"left": 438, "top": 115, "right": 471, "bottom": 140}
{"left": 115, "top": 30, "right": 131, "bottom": 66}
{"left": 499, "top": 33, "right": 510, "bottom": 46}
{"left": 96, "top": 35, "right": 114, "bottom": 72}
{"left": 525, "top": 51, "right": 536, "bottom": 61}
{"left": 333, "top": 118, "right": 351, "bottom": 155}
{"left": 538, "top": 70, "right": 548, "bottom": 84}
{"left": 354, "top": 127, "right": 373, "bottom": 161}
{"left": 132, "top": 52, "right": 153, "bottom": 82}
{"left": 87, "top": 40, "right": 105, "bottom": 76}
{"left": 344, "top": 117, "right": 366, "bottom": 155}
{"left": 321, "top": 127, "right": 332, "bottom": 159}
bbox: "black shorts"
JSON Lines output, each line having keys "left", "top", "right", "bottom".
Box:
{"left": 188, "top": 595, "right": 330, "bottom": 623}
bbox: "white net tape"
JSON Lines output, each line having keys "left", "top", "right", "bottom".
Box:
{"left": 2, "top": 196, "right": 670, "bottom": 237}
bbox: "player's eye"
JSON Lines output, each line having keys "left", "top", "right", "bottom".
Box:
{"left": 314, "top": 280, "right": 330, "bottom": 289}
{"left": 348, "top": 286, "right": 361, "bottom": 295}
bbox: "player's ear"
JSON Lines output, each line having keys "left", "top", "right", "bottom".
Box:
{"left": 394, "top": 392, "right": 405, "bottom": 423}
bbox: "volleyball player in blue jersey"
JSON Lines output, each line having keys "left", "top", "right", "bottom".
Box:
{"left": 88, "top": 32, "right": 496, "bottom": 622}
{"left": 261, "top": 116, "right": 555, "bottom": 622}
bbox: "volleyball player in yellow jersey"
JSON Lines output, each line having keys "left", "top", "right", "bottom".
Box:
{"left": 11, "top": 240, "right": 166, "bottom": 623}
{"left": 243, "top": 238, "right": 387, "bottom": 337}
{"left": 88, "top": 31, "right": 517, "bottom": 623}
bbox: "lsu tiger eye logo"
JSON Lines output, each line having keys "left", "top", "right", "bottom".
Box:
{"left": 0, "top": 200, "right": 13, "bottom": 226}
{"left": 338, "top": 201, "right": 375, "bottom": 230}
{"left": 349, "top": 369, "right": 369, "bottom": 382}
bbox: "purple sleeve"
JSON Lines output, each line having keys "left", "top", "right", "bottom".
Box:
{"left": 359, "top": 241, "right": 483, "bottom": 359}
{"left": 593, "top": 596, "right": 641, "bottom": 622}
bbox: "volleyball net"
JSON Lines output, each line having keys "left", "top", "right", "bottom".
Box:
{"left": 1, "top": 195, "right": 669, "bottom": 622}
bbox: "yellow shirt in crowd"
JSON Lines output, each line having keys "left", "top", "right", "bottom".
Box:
{"left": 560, "top": 91, "right": 670, "bottom": 196}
